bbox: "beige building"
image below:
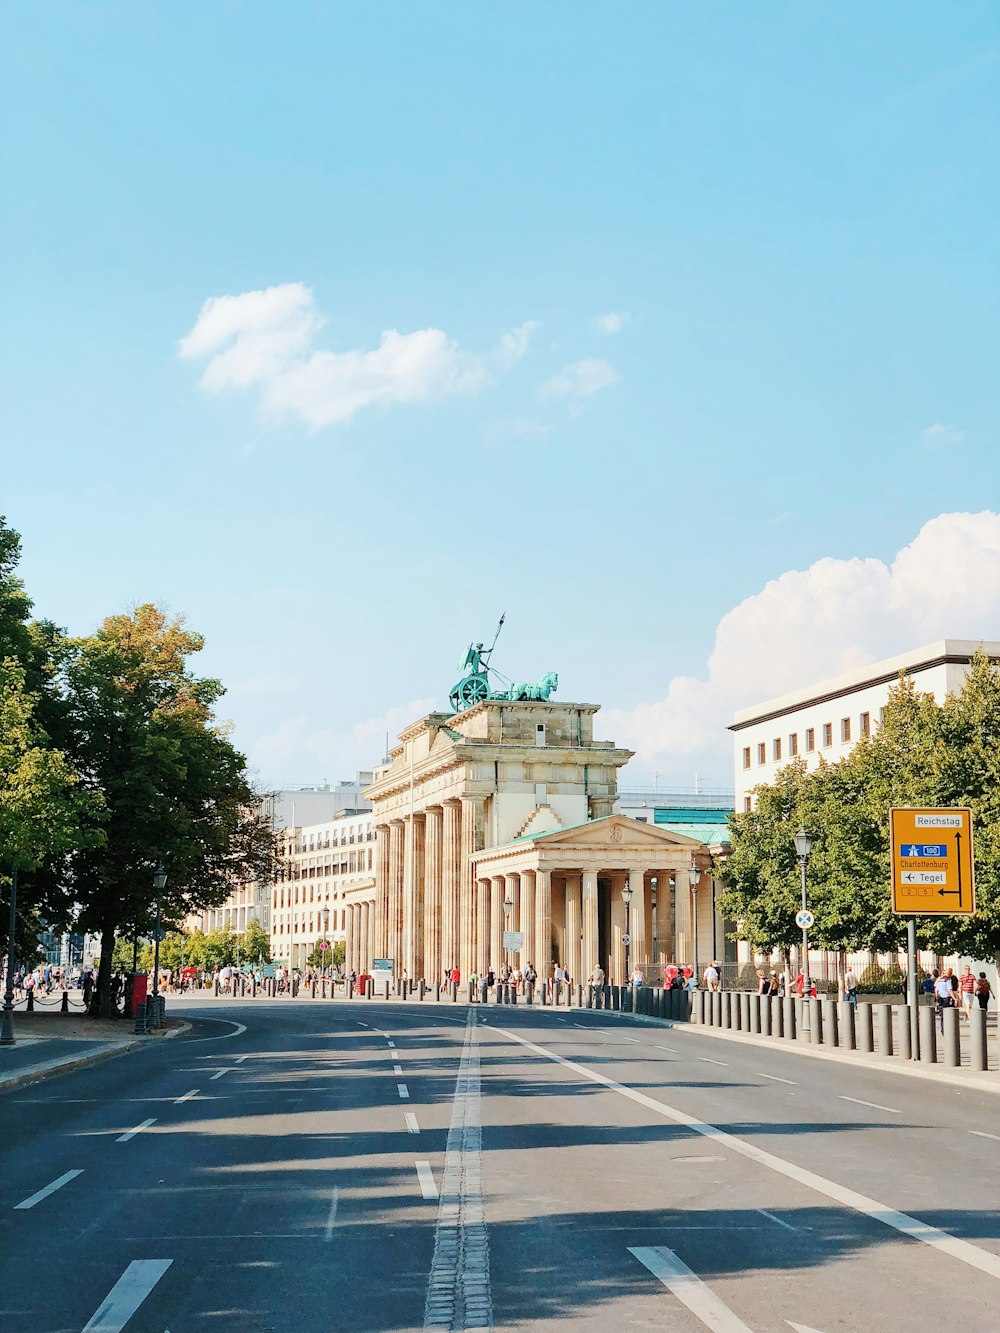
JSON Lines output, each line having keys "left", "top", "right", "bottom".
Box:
{"left": 353, "top": 699, "right": 711, "bottom": 983}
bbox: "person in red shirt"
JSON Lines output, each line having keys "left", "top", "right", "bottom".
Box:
{"left": 958, "top": 964, "right": 977, "bottom": 1021}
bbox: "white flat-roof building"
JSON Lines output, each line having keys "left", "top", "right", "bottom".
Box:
{"left": 732, "top": 640, "right": 1000, "bottom": 812}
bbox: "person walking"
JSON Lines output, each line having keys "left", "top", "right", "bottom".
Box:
{"left": 958, "top": 965, "right": 976, "bottom": 1022}
{"left": 844, "top": 967, "right": 858, "bottom": 1007}
{"left": 588, "top": 963, "right": 605, "bottom": 1008}
{"left": 976, "top": 972, "right": 993, "bottom": 1010}
{"left": 703, "top": 961, "right": 720, "bottom": 993}
{"left": 934, "top": 969, "right": 953, "bottom": 1032}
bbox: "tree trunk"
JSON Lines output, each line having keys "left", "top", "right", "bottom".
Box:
{"left": 94, "top": 918, "right": 118, "bottom": 1019}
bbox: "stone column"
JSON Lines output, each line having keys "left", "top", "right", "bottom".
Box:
{"left": 423, "top": 807, "right": 443, "bottom": 985}
{"left": 504, "top": 872, "right": 520, "bottom": 969}
{"left": 373, "top": 825, "right": 389, "bottom": 960}
{"left": 534, "top": 868, "right": 552, "bottom": 975}
{"left": 627, "top": 868, "right": 646, "bottom": 968}
{"left": 582, "top": 870, "right": 599, "bottom": 977}
{"left": 565, "top": 873, "right": 582, "bottom": 984}
{"left": 611, "top": 875, "right": 626, "bottom": 982}
{"left": 460, "top": 797, "right": 484, "bottom": 979}
{"left": 477, "top": 878, "right": 491, "bottom": 975}
{"left": 674, "top": 866, "right": 693, "bottom": 968}
{"left": 441, "top": 801, "right": 461, "bottom": 978}
{"left": 360, "top": 901, "right": 370, "bottom": 972}
{"left": 520, "top": 870, "right": 536, "bottom": 970}
{"left": 490, "top": 875, "right": 505, "bottom": 972}
{"left": 388, "top": 820, "right": 404, "bottom": 971}
{"left": 408, "top": 813, "right": 426, "bottom": 980}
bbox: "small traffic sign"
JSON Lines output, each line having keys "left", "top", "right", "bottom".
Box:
{"left": 319, "top": 941, "right": 330, "bottom": 950}
{"left": 890, "top": 807, "right": 975, "bottom": 916}
{"left": 621, "top": 933, "right": 631, "bottom": 946}
{"left": 795, "top": 909, "right": 814, "bottom": 930}
{"left": 152, "top": 929, "right": 167, "bottom": 942}
{"left": 502, "top": 930, "right": 524, "bottom": 953}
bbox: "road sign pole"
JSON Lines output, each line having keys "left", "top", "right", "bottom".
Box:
{"left": 799, "top": 855, "right": 810, "bottom": 1021}
{"left": 907, "top": 916, "right": 919, "bottom": 1061}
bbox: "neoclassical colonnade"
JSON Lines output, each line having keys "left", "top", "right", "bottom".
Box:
{"left": 344, "top": 895, "right": 375, "bottom": 977}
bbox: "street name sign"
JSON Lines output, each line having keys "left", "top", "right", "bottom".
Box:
{"left": 890, "top": 807, "right": 975, "bottom": 916}
{"left": 503, "top": 930, "right": 524, "bottom": 953}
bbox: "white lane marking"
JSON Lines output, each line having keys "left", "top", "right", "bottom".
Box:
{"left": 699, "top": 1057, "right": 729, "bottom": 1066}
{"left": 423, "top": 1008, "right": 492, "bottom": 1330}
{"left": 116, "top": 1118, "right": 157, "bottom": 1143}
{"left": 393, "top": 1064, "right": 404, "bottom": 1075}
{"left": 573, "top": 1023, "right": 589, "bottom": 1028}
{"left": 405, "top": 1113, "right": 420, "bottom": 1134}
{"left": 788, "top": 1324, "right": 833, "bottom": 1333}
{"left": 234, "top": 1054, "right": 250, "bottom": 1064}
{"left": 630, "top": 1245, "right": 754, "bottom": 1332}
{"left": 838, "top": 1095, "right": 900, "bottom": 1115}
{"left": 621, "top": 1037, "right": 641, "bottom": 1044}
{"left": 758, "top": 1072, "right": 797, "bottom": 1085}
{"left": 398, "top": 1083, "right": 410, "bottom": 1099}
{"left": 758, "top": 1208, "right": 798, "bottom": 1232}
{"left": 672, "top": 1155, "right": 722, "bottom": 1163}
{"left": 387, "top": 1040, "right": 396, "bottom": 1048}
{"left": 81, "top": 1258, "right": 172, "bottom": 1332}
{"left": 174, "top": 1089, "right": 199, "bottom": 1104}
{"left": 323, "top": 1187, "right": 339, "bottom": 1241}
{"left": 183, "top": 1019, "right": 247, "bottom": 1043}
{"left": 494, "top": 1023, "right": 1000, "bottom": 1283}
{"left": 654, "top": 1045, "right": 680, "bottom": 1053}
{"left": 415, "top": 1160, "right": 439, "bottom": 1199}
{"left": 14, "top": 1169, "right": 83, "bottom": 1210}
{"left": 969, "top": 1130, "right": 1000, "bottom": 1142}
{"left": 209, "top": 1068, "right": 233, "bottom": 1080}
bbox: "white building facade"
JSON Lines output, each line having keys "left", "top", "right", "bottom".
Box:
{"left": 732, "top": 640, "right": 1000, "bottom": 813}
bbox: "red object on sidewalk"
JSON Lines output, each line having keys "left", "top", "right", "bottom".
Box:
{"left": 129, "top": 971, "right": 148, "bottom": 1017}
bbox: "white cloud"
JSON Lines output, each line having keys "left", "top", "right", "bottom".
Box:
{"left": 179, "top": 283, "right": 534, "bottom": 428}
{"left": 605, "top": 511, "right": 1000, "bottom": 781}
{"left": 923, "top": 422, "right": 965, "bottom": 448}
{"left": 595, "top": 312, "right": 626, "bottom": 333}
{"left": 542, "top": 358, "right": 619, "bottom": 401}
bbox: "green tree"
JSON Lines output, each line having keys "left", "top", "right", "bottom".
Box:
{"left": 58, "top": 604, "right": 278, "bottom": 1015}
{"left": 240, "top": 918, "right": 271, "bottom": 966}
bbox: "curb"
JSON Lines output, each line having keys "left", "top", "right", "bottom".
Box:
{"left": 601, "top": 1007, "right": 1000, "bottom": 1097}
{"left": 0, "top": 1020, "right": 193, "bottom": 1094}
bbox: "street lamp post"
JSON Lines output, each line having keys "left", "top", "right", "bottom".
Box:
{"left": 794, "top": 828, "right": 814, "bottom": 1003}
{"left": 621, "top": 881, "right": 633, "bottom": 1007}
{"left": 1, "top": 865, "right": 20, "bottom": 1045}
{"left": 502, "top": 896, "right": 513, "bottom": 998}
{"left": 651, "top": 878, "right": 658, "bottom": 971}
{"left": 690, "top": 865, "right": 702, "bottom": 980}
{"left": 149, "top": 864, "right": 167, "bottom": 1031}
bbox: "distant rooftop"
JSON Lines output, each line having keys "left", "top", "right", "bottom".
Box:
{"left": 618, "top": 787, "right": 734, "bottom": 809}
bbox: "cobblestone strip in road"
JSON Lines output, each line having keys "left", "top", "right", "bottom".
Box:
{"left": 424, "top": 1010, "right": 493, "bottom": 1331}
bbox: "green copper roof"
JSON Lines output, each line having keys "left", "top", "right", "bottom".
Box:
{"left": 654, "top": 821, "right": 731, "bottom": 845}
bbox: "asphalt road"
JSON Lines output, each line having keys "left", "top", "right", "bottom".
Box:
{"left": 1, "top": 998, "right": 998, "bottom": 1333}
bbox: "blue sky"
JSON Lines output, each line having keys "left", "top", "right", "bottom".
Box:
{"left": 2, "top": 3, "right": 998, "bottom": 790}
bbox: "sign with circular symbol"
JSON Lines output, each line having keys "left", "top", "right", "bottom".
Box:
{"left": 621, "top": 933, "right": 631, "bottom": 946}
{"left": 319, "top": 941, "right": 330, "bottom": 950}
{"left": 795, "top": 909, "right": 815, "bottom": 929}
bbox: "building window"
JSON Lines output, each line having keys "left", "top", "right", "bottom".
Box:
{"left": 822, "top": 722, "right": 832, "bottom": 747}
{"left": 743, "top": 796, "right": 752, "bottom": 813}
{"left": 742, "top": 746, "right": 751, "bottom": 770}
{"left": 841, "top": 717, "right": 851, "bottom": 743}
{"left": 789, "top": 733, "right": 798, "bottom": 758}
{"left": 757, "top": 742, "right": 766, "bottom": 765}
{"left": 860, "top": 711, "right": 870, "bottom": 737}
{"left": 879, "top": 706, "right": 886, "bottom": 725}
{"left": 805, "top": 728, "right": 815, "bottom": 753}
{"left": 772, "top": 738, "right": 781, "bottom": 762}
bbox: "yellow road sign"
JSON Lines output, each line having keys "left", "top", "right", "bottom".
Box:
{"left": 890, "top": 807, "right": 975, "bottom": 916}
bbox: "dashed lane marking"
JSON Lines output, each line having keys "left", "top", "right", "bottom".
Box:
{"left": 698, "top": 1057, "right": 728, "bottom": 1066}
{"left": 116, "top": 1118, "right": 157, "bottom": 1143}
{"left": 14, "top": 1169, "right": 83, "bottom": 1210}
{"left": 323, "top": 1188, "right": 339, "bottom": 1241}
{"left": 630, "top": 1246, "right": 754, "bottom": 1332}
{"left": 398, "top": 1084, "right": 410, "bottom": 1099}
{"left": 758, "top": 1208, "right": 799, "bottom": 1232}
{"left": 81, "top": 1259, "right": 172, "bottom": 1332}
{"left": 406, "top": 1113, "right": 420, "bottom": 1134}
{"left": 174, "top": 1089, "right": 199, "bottom": 1104}
{"left": 758, "top": 1072, "right": 797, "bottom": 1085}
{"left": 969, "top": 1130, "right": 1000, "bottom": 1142}
{"left": 416, "top": 1161, "right": 439, "bottom": 1199}
{"left": 838, "top": 1095, "right": 900, "bottom": 1115}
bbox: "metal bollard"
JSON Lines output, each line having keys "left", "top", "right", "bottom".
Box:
{"left": 822, "top": 998, "right": 838, "bottom": 1047}
{"left": 720, "top": 992, "right": 732, "bottom": 1029}
{"left": 749, "top": 994, "right": 761, "bottom": 1034}
{"left": 434, "top": 982, "right": 441, "bottom": 1002}
{"left": 419, "top": 979, "right": 426, "bottom": 1002}
{"left": 970, "top": 1005, "right": 988, "bottom": 1071}
{"left": 809, "top": 997, "right": 823, "bottom": 1045}
{"left": 366, "top": 978, "right": 374, "bottom": 999}
{"left": 311, "top": 980, "right": 317, "bottom": 999}
{"left": 857, "top": 1003, "right": 875, "bottom": 1054}
{"left": 771, "top": 994, "right": 784, "bottom": 1038}
{"left": 759, "top": 993, "right": 771, "bottom": 1036}
{"left": 918, "top": 1004, "right": 937, "bottom": 1062}
{"left": 468, "top": 982, "right": 474, "bottom": 1004}
{"left": 876, "top": 1004, "right": 893, "bottom": 1057}
{"left": 942, "top": 1006, "right": 960, "bottom": 1066}
{"left": 839, "top": 1001, "right": 856, "bottom": 1050}
{"left": 451, "top": 981, "right": 458, "bottom": 1003}
{"left": 575, "top": 983, "right": 583, "bottom": 1008}
{"left": 540, "top": 982, "right": 548, "bottom": 1006}
{"left": 214, "top": 978, "right": 220, "bottom": 997}
{"left": 738, "top": 991, "right": 750, "bottom": 1032}
{"left": 711, "top": 992, "right": 722, "bottom": 1027}
{"left": 133, "top": 1001, "right": 146, "bottom": 1033}
{"left": 60, "top": 990, "right": 69, "bottom": 1013}
{"left": 783, "top": 996, "right": 796, "bottom": 1040}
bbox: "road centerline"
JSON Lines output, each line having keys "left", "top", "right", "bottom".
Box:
{"left": 81, "top": 1258, "right": 172, "bottom": 1332}
{"left": 116, "top": 1117, "right": 157, "bottom": 1143}
{"left": 14, "top": 1169, "right": 84, "bottom": 1210}
{"left": 838, "top": 1095, "right": 900, "bottom": 1114}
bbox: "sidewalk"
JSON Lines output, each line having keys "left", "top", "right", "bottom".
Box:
{"left": 0, "top": 1010, "right": 184, "bottom": 1093}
